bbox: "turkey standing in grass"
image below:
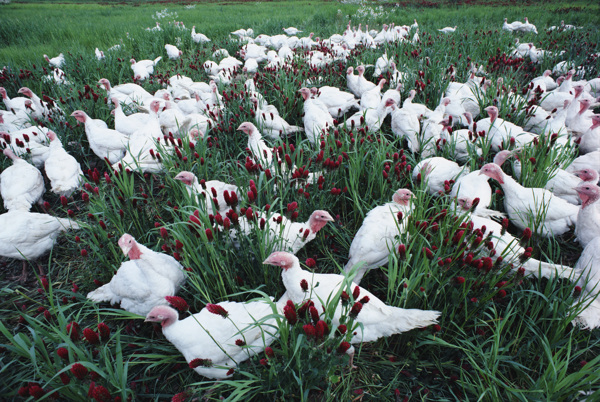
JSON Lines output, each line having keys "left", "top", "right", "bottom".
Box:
{"left": 44, "top": 131, "right": 83, "bottom": 197}
{"left": 479, "top": 163, "right": 579, "bottom": 237}
{"left": 574, "top": 182, "right": 600, "bottom": 248}
{"left": 70, "top": 110, "right": 128, "bottom": 164}
{"left": 264, "top": 251, "right": 441, "bottom": 366}
{"left": 344, "top": 189, "right": 415, "bottom": 284}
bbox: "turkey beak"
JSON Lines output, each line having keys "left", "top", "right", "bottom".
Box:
{"left": 323, "top": 212, "right": 335, "bottom": 222}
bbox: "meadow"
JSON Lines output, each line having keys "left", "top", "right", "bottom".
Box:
{"left": 1, "top": 0, "right": 600, "bottom": 400}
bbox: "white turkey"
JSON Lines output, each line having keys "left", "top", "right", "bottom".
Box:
{"left": 299, "top": 88, "right": 333, "bottom": 145}
{"left": 283, "top": 27, "right": 302, "bottom": 35}
{"left": 264, "top": 251, "right": 441, "bottom": 366}
{"left": 0, "top": 131, "right": 50, "bottom": 168}
{"left": 574, "top": 182, "right": 600, "bottom": 248}
{"left": 413, "top": 156, "right": 468, "bottom": 196}
{"left": 95, "top": 48, "right": 105, "bottom": 60}
{"left": 571, "top": 236, "right": 600, "bottom": 330}
{"left": 0, "top": 210, "right": 79, "bottom": 282}
{"left": 173, "top": 171, "right": 240, "bottom": 215}
{"left": 165, "top": 44, "right": 182, "bottom": 60}
{"left": 191, "top": 26, "right": 211, "bottom": 43}
{"left": 455, "top": 198, "right": 573, "bottom": 279}
{"left": 479, "top": 163, "right": 579, "bottom": 237}
{"left": 0, "top": 148, "right": 45, "bottom": 212}
{"left": 144, "top": 299, "right": 280, "bottom": 379}
{"left": 360, "top": 78, "right": 386, "bottom": 110}
{"left": 575, "top": 114, "right": 600, "bottom": 154}
{"left": 344, "top": 189, "right": 415, "bottom": 284}
{"left": 43, "top": 53, "right": 65, "bottom": 68}
{"left": 251, "top": 97, "right": 303, "bottom": 140}
{"left": 231, "top": 208, "right": 334, "bottom": 254}
{"left": 310, "top": 86, "right": 358, "bottom": 119}
{"left": 237, "top": 122, "right": 275, "bottom": 170}
{"left": 87, "top": 234, "right": 185, "bottom": 316}
{"left": 98, "top": 78, "right": 154, "bottom": 106}
{"left": 131, "top": 57, "right": 162, "bottom": 81}
{"left": 111, "top": 97, "right": 152, "bottom": 137}
{"left": 44, "top": 131, "right": 83, "bottom": 197}
{"left": 71, "top": 110, "right": 128, "bottom": 164}
{"left": 341, "top": 97, "right": 392, "bottom": 133}
{"left": 389, "top": 99, "right": 420, "bottom": 153}
{"left": 438, "top": 26, "right": 457, "bottom": 34}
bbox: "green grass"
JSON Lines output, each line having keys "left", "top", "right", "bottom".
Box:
{"left": 1, "top": 0, "right": 600, "bottom": 400}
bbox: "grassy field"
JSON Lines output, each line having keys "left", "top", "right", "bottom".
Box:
{"left": 1, "top": 0, "right": 600, "bottom": 401}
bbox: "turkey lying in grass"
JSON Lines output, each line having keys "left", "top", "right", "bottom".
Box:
{"left": 145, "top": 299, "right": 280, "bottom": 379}
{"left": 87, "top": 234, "right": 185, "bottom": 316}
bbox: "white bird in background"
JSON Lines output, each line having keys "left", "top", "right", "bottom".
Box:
{"left": 438, "top": 26, "right": 457, "bottom": 34}
{"left": 95, "top": 48, "right": 105, "bottom": 61}
{"left": 87, "top": 234, "right": 186, "bottom": 316}
{"left": 44, "top": 53, "right": 65, "bottom": 68}
{"left": 264, "top": 252, "right": 441, "bottom": 366}
{"left": 144, "top": 299, "right": 280, "bottom": 379}
{"left": 131, "top": 56, "right": 162, "bottom": 81}
{"left": 283, "top": 27, "right": 302, "bottom": 35}
{"left": 165, "top": 44, "right": 183, "bottom": 60}
{"left": 191, "top": 26, "right": 211, "bottom": 43}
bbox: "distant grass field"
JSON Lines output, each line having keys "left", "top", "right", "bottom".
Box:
{"left": 1, "top": 0, "right": 599, "bottom": 66}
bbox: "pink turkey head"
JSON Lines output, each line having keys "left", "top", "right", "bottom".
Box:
{"left": 573, "top": 168, "right": 599, "bottom": 183}
{"left": 150, "top": 100, "right": 161, "bottom": 114}
{"left": 17, "top": 87, "right": 33, "bottom": 98}
{"left": 47, "top": 131, "right": 58, "bottom": 142}
{"left": 237, "top": 122, "right": 256, "bottom": 136}
{"left": 484, "top": 106, "right": 498, "bottom": 123}
{"left": 479, "top": 163, "right": 505, "bottom": 184}
{"left": 378, "top": 78, "right": 386, "bottom": 88}
{"left": 0, "top": 87, "right": 7, "bottom": 99}
{"left": 578, "top": 99, "right": 591, "bottom": 114}
{"left": 111, "top": 97, "right": 120, "bottom": 107}
{"left": 98, "top": 78, "right": 111, "bottom": 91}
{"left": 575, "top": 182, "right": 600, "bottom": 209}
{"left": 118, "top": 234, "right": 142, "bottom": 259}
{"left": 130, "top": 58, "right": 136, "bottom": 65}
{"left": 357, "top": 65, "right": 365, "bottom": 77}
{"left": 145, "top": 306, "right": 178, "bottom": 327}
{"left": 298, "top": 87, "right": 311, "bottom": 101}
{"left": 70, "top": 110, "right": 87, "bottom": 123}
{"left": 173, "top": 171, "right": 196, "bottom": 186}
{"left": 392, "top": 189, "right": 414, "bottom": 206}
{"left": 263, "top": 251, "right": 297, "bottom": 271}
{"left": 308, "top": 210, "right": 335, "bottom": 233}
{"left": 456, "top": 197, "right": 473, "bottom": 211}
{"left": 347, "top": 66, "right": 354, "bottom": 75}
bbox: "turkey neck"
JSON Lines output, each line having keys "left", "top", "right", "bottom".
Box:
{"left": 281, "top": 263, "right": 308, "bottom": 304}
